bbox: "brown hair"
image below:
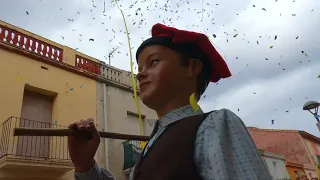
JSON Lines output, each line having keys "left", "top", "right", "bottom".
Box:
{"left": 179, "top": 54, "right": 211, "bottom": 100}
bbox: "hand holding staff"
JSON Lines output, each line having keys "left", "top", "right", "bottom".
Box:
{"left": 68, "top": 118, "right": 100, "bottom": 173}
{"left": 13, "top": 118, "right": 150, "bottom": 173}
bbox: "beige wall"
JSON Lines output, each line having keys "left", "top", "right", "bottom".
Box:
{"left": 96, "top": 85, "right": 156, "bottom": 180}
{"left": 260, "top": 151, "right": 290, "bottom": 179}
{"left": 302, "top": 139, "right": 320, "bottom": 179}
{"left": 304, "top": 166, "right": 318, "bottom": 180}
{"left": 287, "top": 164, "right": 305, "bottom": 180}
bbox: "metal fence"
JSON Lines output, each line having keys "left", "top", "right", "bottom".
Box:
{"left": 0, "top": 116, "right": 70, "bottom": 161}
{"left": 122, "top": 140, "right": 142, "bottom": 169}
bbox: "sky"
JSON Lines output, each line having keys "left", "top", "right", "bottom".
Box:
{"left": 0, "top": 0, "right": 319, "bottom": 135}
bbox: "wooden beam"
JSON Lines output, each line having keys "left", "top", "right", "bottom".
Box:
{"left": 14, "top": 128, "right": 150, "bottom": 141}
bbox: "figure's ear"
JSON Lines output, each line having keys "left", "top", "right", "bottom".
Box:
{"left": 187, "top": 58, "right": 203, "bottom": 78}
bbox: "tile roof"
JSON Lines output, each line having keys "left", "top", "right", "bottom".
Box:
{"left": 247, "top": 126, "right": 298, "bottom": 133}
{"left": 248, "top": 127, "right": 320, "bottom": 144}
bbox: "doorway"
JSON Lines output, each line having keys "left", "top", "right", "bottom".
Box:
{"left": 16, "top": 90, "right": 53, "bottom": 158}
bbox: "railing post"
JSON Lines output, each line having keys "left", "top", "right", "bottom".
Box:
{"left": 0, "top": 24, "right": 63, "bottom": 62}
{"left": 0, "top": 116, "right": 71, "bottom": 161}
{"left": 75, "top": 55, "right": 101, "bottom": 75}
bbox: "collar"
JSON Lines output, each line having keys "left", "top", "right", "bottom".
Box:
{"left": 158, "top": 105, "right": 203, "bottom": 127}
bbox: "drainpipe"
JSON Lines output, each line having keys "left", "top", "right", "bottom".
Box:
{"left": 103, "top": 83, "right": 109, "bottom": 168}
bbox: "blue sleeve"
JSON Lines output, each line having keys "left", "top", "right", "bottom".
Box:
{"left": 194, "top": 109, "right": 272, "bottom": 180}
{"left": 74, "top": 161, "right": 116, "bottom": 180}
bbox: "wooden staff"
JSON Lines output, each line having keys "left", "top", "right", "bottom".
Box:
{"left": 14, "top": 128, "right": 150, "bottom": 141}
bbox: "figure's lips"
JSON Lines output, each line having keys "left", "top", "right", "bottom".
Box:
{"left": 139, "top": 82, "right": 150, "bottom": 89}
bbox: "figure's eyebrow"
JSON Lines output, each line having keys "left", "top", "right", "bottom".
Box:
{"left": 145, "top": 52, "right": 162, "bottom": 60}
{"left": 138, "top": 52, "right": 162, "bottom": 71}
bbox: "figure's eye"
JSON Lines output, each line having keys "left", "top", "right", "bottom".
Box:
{"left": 151, "top": 60, "right": 159, "bottom": 66}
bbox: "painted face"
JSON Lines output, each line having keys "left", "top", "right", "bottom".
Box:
{"left": 137, "top": 45, "right": 189, "bottom": 110}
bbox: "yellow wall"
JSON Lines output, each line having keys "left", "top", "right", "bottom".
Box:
{"left": 0, "top": 20, "right": 99, "bottom": 180}
{"left": 0, "top": 46, "right": 97, "bottom": 180}
{"left": 287, "top": 165, "right": 305, "bottom": 180}
{"left": 0, "top": 47, "right": 97, "bottom": 126}
{"left": 0, "top": 20, "right": 158, "bottom": 180}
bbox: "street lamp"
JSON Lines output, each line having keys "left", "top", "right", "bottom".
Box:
{"left": 303, "top": 100, "right": 320, "bottom": 130}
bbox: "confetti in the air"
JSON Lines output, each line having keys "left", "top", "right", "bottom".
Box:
{"left": 8, "top": 0, "right": 317, "bottom": 132}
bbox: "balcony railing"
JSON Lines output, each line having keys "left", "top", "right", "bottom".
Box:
{"left": 0, "top": 24, "right": 63, "bottom": 61}
{"left": 101, "top": 65, "right": 121, "bottom": 83}
{"left": 122, "top": 140, "right": 142, "bottom": 170}
{"left": 75, "top": 55, "right": 101, "bottom": 75}
{"left": 0, "top": 117, "right": 70, "bottom": 162}
{"left": 0, "top": 21, "right": 139, "bottom": 91}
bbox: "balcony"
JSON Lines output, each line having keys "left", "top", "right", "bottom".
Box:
{"left": 0, "top": 23, "right": 63, "bottom": 62}
{"left": 0, "top": 117, "right": 73, "bottom": 173}
{"left": 122, "top": 140, "right": 142, "bottom": 175}
{"left": 0, "top": 20, "right": 140, "bottom": 92}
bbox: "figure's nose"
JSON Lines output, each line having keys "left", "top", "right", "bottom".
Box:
{"left": 136, "top": 69, "right": 147, "bottom": 82}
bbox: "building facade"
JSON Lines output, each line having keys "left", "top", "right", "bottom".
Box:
{"left": 286, "top": 162, "right": 306, "bottom": 180}
{"left": 259, "top": 149, "right": 290, "bottom": 180}
{"left": 0, "top": 20, "right": 156, "bottom": 180}
{"left": 94, "top": 65, "right": 157, "bottom": 179}
{"left": 249, "top": 127, "right": 320, "bottom": 180}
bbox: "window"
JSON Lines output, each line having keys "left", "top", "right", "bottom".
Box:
{"left": 317, "top": 155, "right": 320, "bottom": 163}
{"left": 127, "top": 114, "right": 142, "bottom": 135}
{"left": 294, "top": 171, "right": 298, "bottom": 178}
{"left": 126, "top": 111, "right": 147, "bottom": 135}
